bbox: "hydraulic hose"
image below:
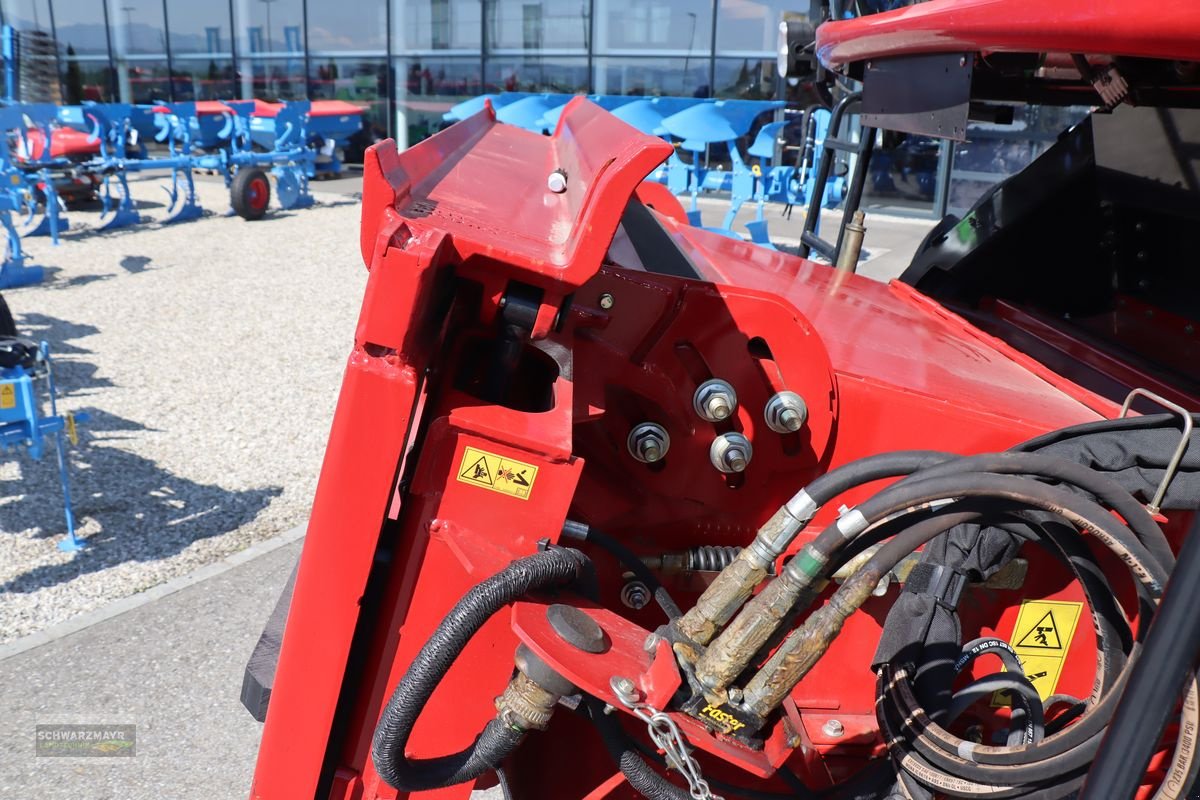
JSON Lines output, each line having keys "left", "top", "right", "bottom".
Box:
{"left": 371, "top": 547, "right": 588, "bottom": 792}
{"left": 674, "top": 451, "right": 953, "bottom": 645}
{"left": 1081, "top": 516, "right": 1200, "bottom": 800}
{"left": 560, "top": 520, "right": 683, "bottom": 619}
{"left": 584, "top": 696, "right": 692, "bottom": 800}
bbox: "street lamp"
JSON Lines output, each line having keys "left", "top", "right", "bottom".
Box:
{"left": 259, "top": 0, "right": 279, "bottom": 54}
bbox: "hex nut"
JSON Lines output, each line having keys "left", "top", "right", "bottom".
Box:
{"left": 710, "top": 432, "right": 753, "bottom": 473}
{"left": 764, "top": 391, "right": 808, "bottom": 434}
{"left": 693, "top": 379, "right": 738, "bottom": 422}
{"left": 628, "top": 422, "right": 670, "bottom": 463}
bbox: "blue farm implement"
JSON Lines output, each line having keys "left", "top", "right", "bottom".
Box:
{"left": 0, "top": 337, "right": 88, "bottom": 551}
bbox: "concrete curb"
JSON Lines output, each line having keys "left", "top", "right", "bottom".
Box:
{"left": 0, "top": 524, "right": 306, "bottom": 664}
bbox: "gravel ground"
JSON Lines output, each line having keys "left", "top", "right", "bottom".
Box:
{"left": 0, "top": 176, "right": 366, "bottom": 644}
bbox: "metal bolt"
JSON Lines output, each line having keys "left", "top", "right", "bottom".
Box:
{"left": 628, "top": 422, "right": 670, "bottom": 464}
{"left": 644, "top": 632, "right": 661, "bottom": 653}
{"left": 547, "top": 169, "right": 568, "bottom": 193}
{"left": 610, "top": 675, "right": 639, "bottom": 705}
{"left": 728, "top": 687, "right": 744, "bottom": 704}
{"left": 709, "top": 432, "right": 753, "bottom": 474}
{"left": 693, "top": 379, "right": 738, "bottom": 423}
{"left": 620, "top": 580, "right": 650, "bottom": 610}
{"left": 599, "top": 292, "right": 615, "bottom": 310}
{"left": 764, "top": 391, "right": 808, "bottom": 434}
{"left": 822, "top": 719, "right": 845, "bottom": 738}
{"left": 959, "top": 56, "right": 967, "bottom": 67}
{"left": 1186, "top": 324, "right": 1195, "bottom": 335}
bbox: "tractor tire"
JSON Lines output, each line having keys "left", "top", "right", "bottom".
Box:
{"left": 0, "top": 293, "right": 15, "bottom": 337}
{"left": 231, "top": 168, "right": 271, "bottom": 221}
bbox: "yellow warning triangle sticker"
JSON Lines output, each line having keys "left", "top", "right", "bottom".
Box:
{"left": 1015, "top": 610, "right": 1062, "bottom": 650}
{"left": 459, "top": 454, "right": 494, "bottom": 486}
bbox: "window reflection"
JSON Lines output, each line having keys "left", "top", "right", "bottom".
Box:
{"left": 714, "top": 57, "right": 777, "bottom": 99}
{"left": 61, "top": 58, "right": 114, "bottom": 102}
{"left": 166, "top": 0, "right": 232, "bottom": 55}
{"left": 308, "top": 56, "right": 390, "bottom": 156}
{"left": 715, "top": 0, "right": 788, "bottom": 54}
{"left": 120, "top": 60, "right": 171, "bottom": 103}
{"left": 51, "top": 0, "right": 110, "bottom": 55}
{"left": 486, "top": 57, "right": 587, "bottom": 93}
{"left": 233, "top": 0, "right": 303, "bottom": 55}
{"left": 395, "top": 0, "right": 481, "bottom": 53}
{"left": 395, "top": 56, "right": 483, "bottom": 150}
{"left": 107, "top": 0, "right": 167, "bottom": 55}
{"left": 4, "top": 0, "right": 53, "bottom": 33}
{"left": 244, "top": 57, "right": 306, "bottom": 100}
{"left": 308, "top": 0, "right": 387, "bottom": 53}
{"left": 593, "top": 57, "right": 708, "bottom": 97}
{"left": 171, "top": 58, "right": 237, "bottom": 100}
{"left": 594, "top": 0, "right": 711, "bottom": 54}
{"left": 487, "top": 0, "right": 588, "bottom": 52}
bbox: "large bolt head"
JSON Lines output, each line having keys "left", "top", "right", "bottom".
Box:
{"left": 709, "top": 432, "right": 753, "bottom": 474}
{"left": 693, "top": 379, "right": 738, "bottom": 423}
{"left": 628, "top": 423, "right": 670, "bottom": 464}
{"left": 764, "top": 391, "right": 808, "bottom": 434}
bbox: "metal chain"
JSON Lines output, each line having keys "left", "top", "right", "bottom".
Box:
{"left": 621, "top": 698, "right": 725, "bottom": 800}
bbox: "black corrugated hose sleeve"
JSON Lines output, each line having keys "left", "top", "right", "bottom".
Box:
{"left": 1080, "top": 515, "right": 1200, "bottom": 800}
{"left": 371, "top": 546, "right": 589, "bottom": 792}
{"left": 584, "top": 697, "right": 692, "bottom": 800}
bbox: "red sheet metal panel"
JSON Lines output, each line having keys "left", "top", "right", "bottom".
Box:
{"left": 816, "top": 0, "right": 1200, "bottom": 68}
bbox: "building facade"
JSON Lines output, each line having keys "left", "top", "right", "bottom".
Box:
{"left": 1, "top": 0, "right": 793, "bottom": 150}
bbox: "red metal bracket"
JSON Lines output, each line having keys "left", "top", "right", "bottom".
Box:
{"left": 360, "top": 98, "right": 673, "bottom": 338}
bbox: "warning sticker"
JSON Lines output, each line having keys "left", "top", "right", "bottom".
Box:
{"left": 993, "top": 599, "right": 1083, "bottom": 704}
{"left": 456, "top": 446, "right": 538, "bottom": 501}
{"left": 0, "top": 383, "right": 15, "bottom": 410}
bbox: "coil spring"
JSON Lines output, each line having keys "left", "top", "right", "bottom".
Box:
{"left": 685, "top": 546, "right": 741, "bottom": 572}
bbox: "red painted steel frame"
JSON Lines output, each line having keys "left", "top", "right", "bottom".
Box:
{"left": 250, "top": 100, "right": 1126, "bottom": 799}
{"left": 816, "top": 0, "right": 1200, "bottom": 69}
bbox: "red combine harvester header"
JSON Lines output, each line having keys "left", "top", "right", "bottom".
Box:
{"left": 245, "top": 1, "right": 1200, "bottom": 798}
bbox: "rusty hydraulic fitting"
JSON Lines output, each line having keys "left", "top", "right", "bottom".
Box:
{"left": 495, "top": 672, "right": 561, "bottom": 731}
{"left": 673, "top": 489, "right": 819, "bottom": 647}
{"left": 497, "top": 644, "right": 576, "bottom": 732}
{"left": 693, "top": 566, "right": 822, "bottom": 695}
{"left": 741, "top": 571, "right": 879, "bottom": 720}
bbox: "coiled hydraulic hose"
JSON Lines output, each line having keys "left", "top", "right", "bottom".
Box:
{"left": 1081, "top": 516, "right": 1200, "bottom": 800}
{"left": 371, "top": 546, "right": 588, "bottom": 791}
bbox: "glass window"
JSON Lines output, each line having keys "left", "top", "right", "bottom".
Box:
{"left": 594, "top": 0, "right": 711, "bottom": 54}
{"left": 242, "top": 56, "right": 306, "bottom": 100}
{"left": 486, "top": 0, "right": 588, "bottom": 52}
{"left": 308, "top": 56, "right": 390, "bottom": 141}
{"left": 61, "top": 57, "right": 114, "bottom": 102}
{"left": 106, "top": 0, "right": 167, "bottom": 56}
{"left": 395, "top": 0, "right": 481, "bottom": 54}
{"left": 233, "top": 0, "right": 303, "bottom": 56}
{"left": 307, "top": 0, "right": 386, "bottom": 53}
{"left": 865, "top": 132, "right": 940, "bottom": 212}
{"left": 171, "top": 57, "right": 237, "bottom": 100}
{"left": 593, "top": 56, "right": 709, "bottom": 97}
{"left": 4, "top": 0, "right": 52, "bottom": 32}
{"left": 716, "top": 0, "right": 788, "bottom": 54}
{"left": 395, "top": 56, "right": 483, "bottom": 150}
{"left": 115, "top": 59, "right": 170, "bottom": 103}
{"left": 50, "top": 0, "right": 109, "bottom": 55}
{"left": 714, "top": 56, "right": 777, "bottom": 99}
{"left": 485, "top": 56, "right": 587, "bottom": 93}
{"left": 166, "top": 0, "right": 233, "bottom": 55}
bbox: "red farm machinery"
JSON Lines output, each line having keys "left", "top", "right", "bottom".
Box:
{"left": 243, "top": 1, "right": 1200, "bottom": 798}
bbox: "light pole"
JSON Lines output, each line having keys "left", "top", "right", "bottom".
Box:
{"left": 259, "top": 0, "right": 278, "bottom": 54}
{"left": 684, "top": 11, "right": 697, "bottom": 88}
